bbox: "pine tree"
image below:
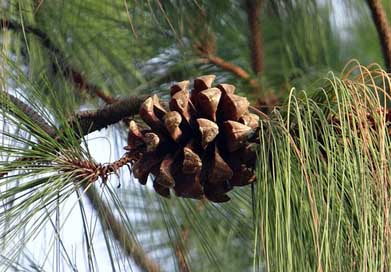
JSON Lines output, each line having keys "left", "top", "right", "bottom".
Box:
{"left": 1, "top": 0, "right": 391, "bottom": 271}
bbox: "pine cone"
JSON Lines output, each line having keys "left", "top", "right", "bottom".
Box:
{"left": 125, "top": 75, "right": 260, "bottom": 203}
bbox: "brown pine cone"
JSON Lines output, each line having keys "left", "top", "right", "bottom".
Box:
{"left": 125, "top": 75, "right": 260, "bottom": 203}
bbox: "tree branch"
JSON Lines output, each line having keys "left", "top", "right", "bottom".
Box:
{"left": 1, "top": 91, "right": 145, "bottom": 139}
{"left": 0, "top": 91, "right": 57, "bottom": 138}
{"left": 174, "top": 227, "right": 190, "bottom": 272}
{"left": 84, "top": 185, "right": 161, "bottom": 272}
{"left": 366, "top": 0, "right": 391, "bottom": 72}
{"left": 69, "top": 95, "right": 146, "bottom": 137}
{"left": 199, "top": 51, "right": 277, "bottom": 111}
{"left": 243, "top": 0, "right": 280, "bottom": 112}
{"left": 0, "top": 18, "right": 116, "bottom": 104}
{"left": 244, "top": 0, "right": 264, "bottom": 76}
{"left": 1, "top": 19, "right": 146, "bottom": 136}
{"left": 201, "top": 54, "right": 259, "bottom": 89}
{"left": 0, "top": 94, "right": 161, "bottom": 272}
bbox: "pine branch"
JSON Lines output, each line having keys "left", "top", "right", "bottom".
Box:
{"left": 200, "top": 53, "right": 259, "bottom": 89}
{"left": 200, "top": 52, "right": 277, "bottom": 112}
{"left": 174, "top": 227, "right": 190, "bottom": 272}
{"left": 244, "top": 0, "right": 264, "bottom": 76}
{"left": 366, "top": 0, "right": 391, "bottom": 72}
{"left": 1, "top": 19, "right": 159, "bottom": 269}
{"left": 242, "top": 0, "right": 280, "bottom": 112}
{"left": 1, "top": 90, "right": 145, "bottom": 139}
{"left": 0, "top": 93, "right": 162, "bottom": 271}
{"left": 84, "top": 185, "right": 161, "bottom": 272}
{"left": 0, "top": 18, "right": 116, "bottom": 104}
{"left": 69, "top": 69, "right": 117, "bottom": 104}
{"left": 68, "top": 95, "right": 146, "bottom": 137}
{"left": 2, "top": 19, "right": 146, "bottom": 137}
{"left": 0, "top": 91, "right": 57, "bottom": 137}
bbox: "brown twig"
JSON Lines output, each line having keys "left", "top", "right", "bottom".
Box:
{"left": 69, "top": 69, "right": 117, "bottom": 104}
{"left": 192, "top": 10, "right": 261, "bottom": 92}
{"left": 174, "top": 227, "right": 190, "bottom": 272}
{"left": 57, "top": 153, "right": 133, "bottom": 184}
{"left": 201, "top": 54, "right": 259, "bottom": 89}
{"left": 1, "top": 90, "right": 145, "bottom": 139}
{"left": 172, "top": 200, "right": 206, "bottom": 272}
{"left": 68, "top": 95, "right": 146, "bottom": 137}
{"left": 245, "top": 0, "right": 264, "bottom": 76}
{"left": 0, "top": 91, "right": 57, "bottom": 137}
{"left": 84, "top": 184, "right": 161, "bottom": 272}
{"left": 0, "top": 18, "right": 116, "bottom": 104}
{"left": 366, "top": 0, "right": 391, "bottom": 72}
{"left": 243, "top": 0, "right": 280, "bottom": 112}
{"left": 201, "top": 52, "right": 278, "bottom": 112}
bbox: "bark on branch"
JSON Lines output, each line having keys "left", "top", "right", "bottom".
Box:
{"left": 366, "top": 0, "right": 391, "bottom": 72}
{"left": 245, "top": 0, "right": 264, "bottom": 76}
{"left": 0, "top": 18, "right": 116, "bottom": 104}
{"left": 1, "top": 91, "right": 144, "bottom": 139}
{"left": 69, "top": 95, "right": 146, "bottom": 137}
{"left": 0, "top": 91, "right": 57, "bottom": 137}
